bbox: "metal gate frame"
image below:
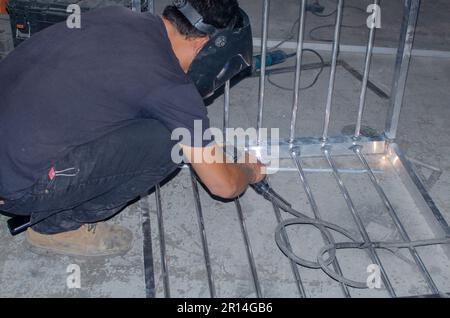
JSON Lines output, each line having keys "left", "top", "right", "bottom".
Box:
{"left": 143, "top": 0, "right": 450, "bottom": 298}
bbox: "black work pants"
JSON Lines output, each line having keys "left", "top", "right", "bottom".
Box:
{"left": 0, "top": 119, "right": 179, "bottom": 234}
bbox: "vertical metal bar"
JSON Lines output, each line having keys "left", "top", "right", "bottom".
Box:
{"left": 385, "top": 0, "right": 421, "bottom": 140}
{"left": 155, "top": 185, "right": 170, "bottom": 298}
{"left": 149, "top": 0, "right": 155, "bottom": 14}
{"left": 265, "top": 177, "right": 306, "bottom": 298}
{"left": 235, "top": 198, "right": 263, "bottom": 297}
{"left": 257, "top": 0, "right": 270, "bottom": 144}
{"left": 223, "top": 80, "right": 231, "bottom": 137}
{"left": 351, "top": 145, "right": 440, "bottom": 294}
{"left": 141, "top": 197, "right": 156, "bottom": 298}
{"left": 289, "top": 0, "right": 307, "bottom": 143}
{"left": 223, "top": 80, "right": 263, "bottom": 297}
{"left": 131, "top": 0, "right": 141, "bottom": 12}
{"left": 321, "top": 0, "right": 344, "bottom": 142}
{"left": 271, "top": 201, "right": 307, "bottom": 297}
{"left": 290, "top": 148, "right": 351, "bottom": 297}
{"left": 190, "top": 170, "right": 217, "bottom": 298}
{"left": 322, "top": 146, "right": 397, "bottom": 297}
{"left": 355, "top": 0, "right": 379, "bottom": 138}
{"left": 223, "top": 79, "right": 263, "bottom": 297}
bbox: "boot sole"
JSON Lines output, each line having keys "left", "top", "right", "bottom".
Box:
{"left": 24, "top": 239, "right": 134, "bottom": 258}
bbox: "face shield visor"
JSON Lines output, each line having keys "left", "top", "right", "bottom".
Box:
{"left": 173, "top": 0, "right": 253, "bottom": 99}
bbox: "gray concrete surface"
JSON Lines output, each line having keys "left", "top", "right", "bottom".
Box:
{"left": 1, "top": 1, "right": 450, "bottom": 298}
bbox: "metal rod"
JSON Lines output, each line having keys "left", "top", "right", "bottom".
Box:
{"left": 354, "top": 0, "right": 379, "bottom": 138}
{"left": 179, "top": 164, "right": 384, "bottom": 174}
{"left": 141, "top": 197, "right": 156, "bottom": 298}
{"left": 321, "top": 0, "right": 344, "bottom": 142}
{"left": 223, "top": 77, "right": 262, "bottom": 297}
{"left": 190, "top": 170, "right": 217, "bottom": 298}
{"left": 235, "top": 198, "right": 263, "bottom": 297}
{"left": 291, "top": 148, "right": 351, "bottom": 297}
{"left": 257, "top": 0, "right": 270, "bottom": 144}
{"left": 149, "top": 0, "right": 155, "bottom": 14}
{"left": 351, "top": 145, "right": 440, "bottom": 294}
{"left": 131, "top": 0, "right": 141, "bottom": 12}
{"left": 289, "top": 0, "right": 307, "bottom": 143}
{"left": 385, "top": 0, "right": 421, "bottom": 140}
{"left": 322, "top": 146, "right": 397, "bottom": 297}
{"left": 224, "top": 80, "right": 231, "bottom": 138}
{"left": 155, "top": 185, "right": 170, "bottom": 298}
{"left": 268, "top": 180, "right": 307, "bottom": 297}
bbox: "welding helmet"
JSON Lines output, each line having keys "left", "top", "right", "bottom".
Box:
{"left": 173, "top": 0, "right": 253, "bottom": 99}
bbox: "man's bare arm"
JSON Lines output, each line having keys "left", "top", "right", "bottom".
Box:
{"left": 180, "top": 144, "right": 265, "bottom": 199}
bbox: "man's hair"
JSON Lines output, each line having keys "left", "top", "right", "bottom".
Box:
{"left": 162, "top": 0, "right": 241, "bottom": 38}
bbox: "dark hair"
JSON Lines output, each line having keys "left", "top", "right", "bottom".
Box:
{"left": 162, "top": 0, "right": 241, "bottom": 38}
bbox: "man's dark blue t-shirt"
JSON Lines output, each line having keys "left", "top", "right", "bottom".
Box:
{"left": 0, "top": 6, "right": 210, "bottom": 198}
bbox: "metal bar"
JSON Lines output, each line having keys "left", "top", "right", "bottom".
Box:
{"left": 351, "top": 145, "right": 440, "bottom": 294}
{"left": 257, "top": 0, "right": 270, "bottom": 144}
{"left": 322, "top": 146, "right": 397, "bottom": 297}
{"left": 268, "top": 181, "right": 307, "bottom": 297}
{"left": 155, "top": 185, "right": 170, "bottom": 298}
{"left": 271, "top": 201, "right": 306, "bottom": 297}
{"left": 385, "top": 0, "right": 421, "bottom": 140}
{"left": 223, "top": 80, "right": 231, "bottom": 137}
{"left": 321, "top": 0, "right": 344, "bottom": 142}
{"left": 190, "top": 170, "right": 217, "bottom": 298}
{"left": 235, "top": 198, "right": 263, "bottom": 297}
{"left": 149, "top": 0, "right": 155, "bottom": 14}
{"left": 223, "top": 77, "right": 262, "bottom": 297}
{"left": 291, "top": 148, "right": 351, "bottom": 297}
{"left": 179, "top": 164, "right": 384, "bottom": 175}
{"left": 389, "top": 144, "right": 450, "bottom": 255}
{"left": 131, "top": 0, "right": 141, "bottom": 12}
{"left": 289, "top": 0, "right": 307, "bottom": 143}
{"left": 355, "top": 0, "right": 379, "bottom": 138}
{"left": 141, "top": 197, "right": 156, "bottom": 298}
{"left": 252, "top": 38, "right": 450, "bottom": 59}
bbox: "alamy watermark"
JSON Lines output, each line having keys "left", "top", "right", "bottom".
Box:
{"left": 367, "top": 264, "right": 382, "bottom": 289}
{"left": 367, "top": 4, "right": 382, "bottom": 29}
{"left": 66, "top": 264, "right": 81, "bottom": 289}
{"left": 171, "top": 121, "right": 280, "bottom": 173}
{"left": 66, "top": 4, "right": 81, "bottom": 29}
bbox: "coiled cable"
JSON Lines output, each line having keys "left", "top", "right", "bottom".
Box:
{"left": 251, "top": 180, "right": 450, "bottom": 289}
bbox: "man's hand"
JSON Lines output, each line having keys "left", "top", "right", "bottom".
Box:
{"left": 180, "top": 144, "right": 266, "bottom": 199}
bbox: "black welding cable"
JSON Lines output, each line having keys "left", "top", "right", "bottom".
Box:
{"left": 266, "top": 191, "right": 450, "bottom": 289}
{"left": 266, "top": 48, "right": 325, "bottom": 91}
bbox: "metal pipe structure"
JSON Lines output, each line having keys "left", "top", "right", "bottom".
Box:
{"left": 223, "top": 81, "right": 263, "bottom": 297}
{"left": 268, "top": 181, "right": 307, "bottom": 297}
{"left": 291, "top": 148, "right": 351, "bottom": 297}
{"left": 354, "top": 0, "right": 379, "bottom": 138}
{"left": 223, "top": 80, "right": 231, "bottom": 135}
{"left": 235, "top": 199, "right": 263, "bottom": 297}
{"left": 149, "top": 0, "right": 155, "bottom": 14}
{"left": 351, "top": 145, "right": 440, "bottom": 294}
{"left": 385, "top": 0, "right": 421, "bottom": 140}
{"left": 131, "top": 0, "right": 141, "bottom": 12}
{"left": 322, "top": 146, "right": 396, "bottom": 297}
{"left": 155, "top": 185, "right": 170, "bottom": 298}
{"left": 257, "top": 0, "right": 270, "bottom": 144}
{"left": 321, "top": 0, "right": 344, "bottom": 142}
{"left": 190, "top": 170, "right": 217, "bottom": 298}
{"left": 289, "top": 0, "right": 307, "bottom": 143}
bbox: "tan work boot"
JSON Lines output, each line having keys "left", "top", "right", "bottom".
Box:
{"left": 26, "top": 223, "right": 133, "bottom": 257}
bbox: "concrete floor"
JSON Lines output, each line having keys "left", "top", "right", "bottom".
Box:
{"left": 0, "top": 1, "right": 450, "bottom": 298}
